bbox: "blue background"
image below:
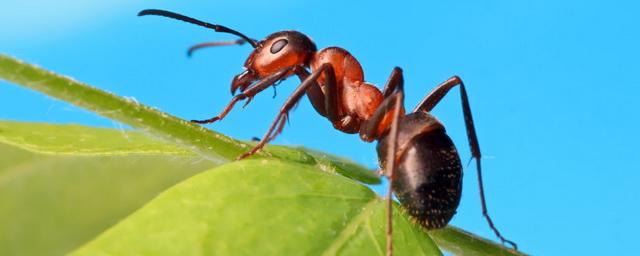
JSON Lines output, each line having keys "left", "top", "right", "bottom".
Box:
{"left": 1, "top": 1, "right": 639, "bottom": 255}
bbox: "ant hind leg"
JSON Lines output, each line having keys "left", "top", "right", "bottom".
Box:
{"left": 414, "top": 76, "right": 518, "bottom": 250}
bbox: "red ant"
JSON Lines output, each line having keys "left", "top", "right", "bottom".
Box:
{"left": 139, "top": 9, "right": 518, "bottom": 255}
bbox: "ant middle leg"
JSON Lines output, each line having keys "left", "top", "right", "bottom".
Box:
{"left": 358, "top": 68, "right": 405, "bottom": 256}
{"left": 413, "top": 76, "right": 518, "bottom": 250}
{"left": 381, "top": 67, "right": 404, "bottom": 97}
{"left": 383, "top": 91, "right": 404, "bottom": 256}
{"left": 359, "top": 67, "right": 404, "bottom": 142}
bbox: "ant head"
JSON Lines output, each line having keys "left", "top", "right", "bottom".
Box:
{"left": 232, "top": 31, "right": 316, "bottom": 94}
{"left": 137, "top": 9, "right": 317, "bottom": 95}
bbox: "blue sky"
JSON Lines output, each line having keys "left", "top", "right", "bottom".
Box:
{"left": 1, "top": 1, "right": 639, "bottom": 255}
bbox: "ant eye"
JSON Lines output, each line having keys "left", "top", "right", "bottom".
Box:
{"left": 270, "top": 39, "right": 288, "bottom": 54}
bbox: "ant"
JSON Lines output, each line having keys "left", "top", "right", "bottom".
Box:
{"left": 139, "top": 9, "right": 518, "bottom": 255}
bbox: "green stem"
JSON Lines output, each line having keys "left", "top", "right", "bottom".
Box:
{"left": 0, "top": 54, "right": 255, "bottom": 163}
{"left": 430, "top": 226, "right": 527, "bottom": 256}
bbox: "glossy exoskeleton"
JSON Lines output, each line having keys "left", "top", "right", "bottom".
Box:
{"left": 139, "top": 9, "right": 518, "bottom": 255}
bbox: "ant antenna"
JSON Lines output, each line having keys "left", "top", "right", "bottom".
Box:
{"left": 138, "top": 9, "right": 259, "bottom": 48}
{"left": 187, "top": 39, "right": 248, "bottom": 57}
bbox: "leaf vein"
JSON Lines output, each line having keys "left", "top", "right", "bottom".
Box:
{"left": 320, "top": 199, "right": 379, "bottom": 256}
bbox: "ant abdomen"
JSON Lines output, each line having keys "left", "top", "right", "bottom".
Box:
{"left": 377, "top": 112, "right": 463, "bottom": 229}
{"left": 393, "top": 130, "right": 463, "bottom": 228}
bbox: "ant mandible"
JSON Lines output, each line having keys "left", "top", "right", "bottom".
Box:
{"left": 139, "top": 9, "right": 518, "bottom": 255}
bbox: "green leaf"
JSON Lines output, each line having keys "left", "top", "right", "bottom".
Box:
{"left": 0, "top": 54, "right": 379, "bottom": 185}
{"left": 72, "top": 160, "right": 442, "bottom": 256}
{"left": 0, "top": 119, "right": 383, "bottom": 255}
{"left": 0, "top": 140, "right": 216, "bottom": 256}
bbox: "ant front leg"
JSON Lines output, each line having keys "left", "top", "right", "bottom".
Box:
{"left": 414, "top": 76, "right": 518, "bottom": 250}
{"left": 292, "top": 65, "right": 340, "bottom": 122}
{"left": 237, "top": 63, "right": 338, "bottom": 160}
{"left": 191, "top": 67, "right": 292, "bottom": 124}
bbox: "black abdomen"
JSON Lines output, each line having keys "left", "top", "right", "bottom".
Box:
{"left": 391, "top": 129, "right": 463, "bottom": 229}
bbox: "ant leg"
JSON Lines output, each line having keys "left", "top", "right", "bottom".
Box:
{"left": 358, "top": 68, "right": 405, "bottom": 255}
{"left": 412, "top": 76, "right": 479, "bottom": 154}
{"left": 381, "top": 67, "right": 404, "bottom": 97}
{"left": 384, "top": 90, "right": 404, "bottom": 256}
{"left": 359, "top": 67, "right": 404, "bottom": 142}
{"left": 237, "top": 64, "right": 337, "bottom": 160}
{"left": 292, "top": 67, "right": 327, "bottom": 117}
{"left": 413, "top": 76, "right": 518, "bottom": 250}
{"left": 191, "top": 67, "right": 292, "bottom": 124}
{"left": 292, "top": 65, "right": 340, "bottom": 122}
